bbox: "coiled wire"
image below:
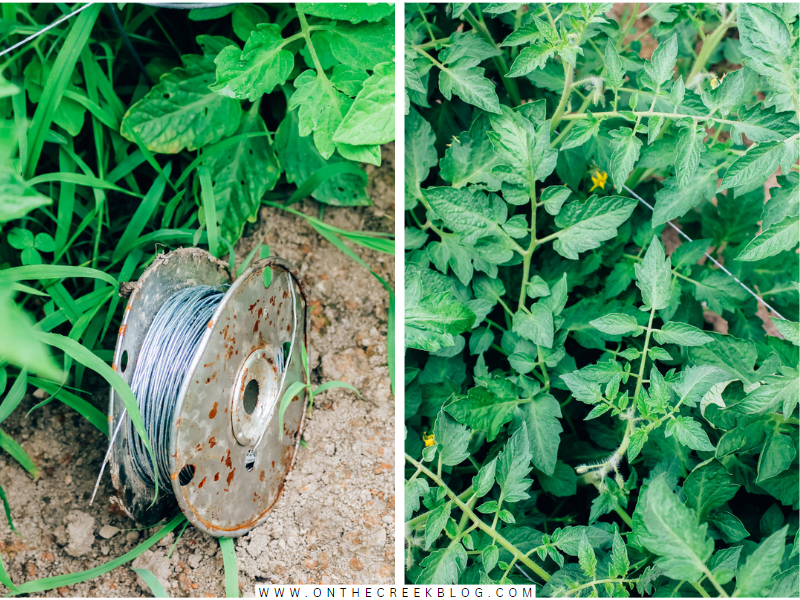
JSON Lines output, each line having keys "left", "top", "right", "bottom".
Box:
{"left": 127, "top": 285, "right": 226, "bottom": 490}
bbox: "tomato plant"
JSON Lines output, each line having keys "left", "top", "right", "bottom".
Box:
{"left": 0, "top": 2, "right": 394, "bottom": 593}
{"left": 404, "top": 3, "right": 798, "bottom": 596}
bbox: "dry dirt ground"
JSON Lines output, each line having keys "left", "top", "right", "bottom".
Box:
{"left": 0, "top": 146, "right": 395, "bottom": 596}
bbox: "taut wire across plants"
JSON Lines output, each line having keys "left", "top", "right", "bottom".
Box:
{"left": 404, "top": 3, "right": 798, "bottom": 596}
{"left": 0, "top": 2, "right": 394, "bottom": 595}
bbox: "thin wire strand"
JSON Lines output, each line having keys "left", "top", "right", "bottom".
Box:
{"left": 0, "top": 3, "right": 94, "bottom": 60}
{"left": 622, "top": 184, "right": 787, "bottom": 322}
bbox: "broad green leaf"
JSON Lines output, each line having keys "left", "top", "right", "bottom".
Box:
{"left": 231, "top": 4, "right": 268, "bottom": 41}
{"left": 762, "top": 173, "right": 799, "bottom": 230}
{"left": 604, "top": 40, "right": 625, "bottom": 90}
{"left": 0, "top": 169, "right": 52, "bottom": 223}
{"left": 734, "top": 526, "right": 789, "bottom": 597}
{"left": 609, "top": 531, "right": 630, "bottom": 579}
{"left": 538, "top": 461, "right": 577, "bottom": 497}
{"left": 495, "top": 422, "right": 533, "bottom": 502}
{"left": 641, "top": 33, "right": 678, "bottom": 90}
{"left": 472, "top": 458, "right": 497, "bottom": 497}
{"left": 334, "top": 62, "right": 395, "bottom": 146}
{"left": 773, "top": 319, "right": 799, "bottom": 347}
{"left": 406, "top": 109, "right": 438, "bottom": 203}
{"left": 736, "top": 215, "right": 799, "bottom": 261}
{"left": 447, "top": 385, "right": 518, "bottom": 442}
{"left": 481, "top": 545, "right": 499, "bottom": 574}
{"left": 440, "top": 31, "right": 500, "bottom": 65}
{"left": 652, "top": 168, "right": 717, "bottom": 227}
{"left": 122, "top": 54, "right": 241, "bottom": 153}
{"left": 488, "top": 106, "right": 557, "bottom": 194}
{"left": 641, "top": 475, "right": 714, "bottom": 581}
{"left": 673, "top": 365, "right": 730, "bottom": 408}
{"left": 439, "top": 59, "right": 501, "bottom": 114}
{"left": 560, "top": 115, "right": 601, "bottom": 150}
{"left": 578, "top": 531, "right": 597, "bottom": 578}
{"left": 552, "top": 195, "right": 637, "bottom": 259}
{"left": 719, "top": 141, "right": 784, "bottom": 192}
{"left": 688, "top": 334, "right": 760, "bottom": 385}
{"left": 416, "top": 544, "right": 468, "bottom": 585}
{"left": 653, "top": 322, "right": 712, "bottom": 346}
{"left": 507, "top": 43, "right": 555, "bottom": 77}
{"left": 684, "top": 460, "right": 741, "bottom": 521}
{"left": 732, "top": 104, "right": 798, "bottom": 144}
{"left": 405, "top": 478, "right": 430, "bottom": 520}
{"left": 512, "top": 305, "right": 554, "bottom": 348}
{"left": 440, "top": 113, "right": 502, "bottom": 190}
{"left": 609, "top": 126, "right": 642, "bottom": 190}
{"left": 300, "top": 3, "right": 394, "bottom": 23}
{"left": 323, "top": 21, "right": 394, "bottom": 69}
{"left": 635, "top": 238, "right": 672, "bottom": 312}
{"left": 675, "top": 122, "right": 702, "bottom": 189}
{"left": 203, "top": 106, "right": 280, "bottom": 242}
{"left": 211, "top": 25, "right": 293, "bottom": 101}
{"left": 433, "top": 411, "right": 471, "bottom": 466}
{"left": 275, "top": 109, "right": 369, "bottom": 206}
{"left": 522, "top": 393, "right": 562, "bottom": 475}
{"left": 406, "top": 284, "right": 475, "bottom": 352}
{"left": 590, "top": 313, "right": 642, "bottom": 336}
{"left": 757, "top": 431, "right": 796, "bottom": 482}
{"left": 665, "top": 416, "right": 715, "bottom": 451}
{"left": 738, "top": 4, "right": 797, "bottom": 96}
{"left": 701, "top": 68, "right": 744, "bottom": 113}
{"left": 425, "top": 501, "right": 452, "bottom": 549}
{"left": 0, "top": 288, "right": 61, "bottom": 380}
{"left": 541, "top": 186, "right": 571, "bottom": 216}
{"left": 424, "top": 187, "right": 504, "bottom": 242}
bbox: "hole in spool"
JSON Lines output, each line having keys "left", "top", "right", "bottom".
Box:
{"left": 245, "top": 450, "right": 255, "bottom": 471}
{"left": 179, "top": 464, "right": 196, "bottom": 486}
{"left": 281, "top": 341, "right": 292, "bottom": 371}
{"left": 242, "top": 379, "right": 259, "bottom": 415}
{"left": 120, "top": 350, "right": 129, "bottom": 373}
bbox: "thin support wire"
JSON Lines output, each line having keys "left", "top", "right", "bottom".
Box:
{"left": 622, "top": 184, "right": 788, "bottom": 322}
{"left": 0, "top": 3, "right": 94, "bottom": 59}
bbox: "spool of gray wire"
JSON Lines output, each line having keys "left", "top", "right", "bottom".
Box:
{"left": 104, "top": 248, "right": 308, "bottom": 537}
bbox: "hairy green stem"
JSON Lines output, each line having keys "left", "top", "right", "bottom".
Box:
{"left": 462, "top": 9, "right": 521, "bottom": 106}
{"left": 405, "top": 454, "right": 551, "bottom": 583}
{"left": 685, "top": 9, "right": 737, "bottom": 88}
{"left": 550, "top": 62, "right": 575, "bottom": 129}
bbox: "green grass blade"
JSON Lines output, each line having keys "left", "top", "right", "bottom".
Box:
{"left": 0, "top": 427, "right": 39, "bottom": 479}
{"left": 313, "top": 380, "right": 361, "bottom": 397}
{"left": 10, "top": 283, "right": 49, "bottom": 297}
{"left": 28, "top": 172, "right": 142, "bottom": 197}
{"left": 198, "top": 166, "right": 218, "bottom": 257}
{"left": 1, "top": 265, "right": 118, "bottom": 286}
{"left": 24, "top": 4, "right": 102, "bottom": 179}
{"left": 278, "top": 380, "right": 308, "bottom": 443}
{"left": 219, "top": 537, "right": 239, "bottom": 598}
{"left": 132, "top": 568, "right": 169, "bottom": 598}
{"left": 48, "top": 282, "right": 83, "bottom": 325}
{"left": 0, "top": 549, "right": 19, "bottom": 593}
{"left": 33, "top": 332, "right": 158, "bottom": 501}
{"left": 28, "top": 376, "right": 108, "bottom": 435}
{"left": 106, "top": 150, "right": 147, "bottom": 184}
{"left": 7, "top": 514, "right": 184, "bottom": 596}
{"left": 103, "top": 248, "right": 142, "bottom": 340}
{"left": 174, "top": 132, "right": 272, "bottom": 188}
{"left": 0, "top": 370, "right": 26, "bottom": 425}
{"left": 55, "top": 146, "right": 76, "bottom": 253}
{"left": 114, "top": 163, "right": 172, "bottom": 262}
{"left": 0, "top": 481, "right": 15, "bottom": 534}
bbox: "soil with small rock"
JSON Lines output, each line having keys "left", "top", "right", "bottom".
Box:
{"left": 0, "top": 145, "right": 395, "bottom": 596}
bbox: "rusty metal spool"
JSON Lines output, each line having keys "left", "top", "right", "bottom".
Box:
{"left": 107, "top": 248, "right": 308, "bottom": 537}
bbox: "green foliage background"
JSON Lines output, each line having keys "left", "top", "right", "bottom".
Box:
{"left": 0, "top": 2, "right": 394, "bottom": 594}
{"left": 404, "top": 3, "right": 799, "bottom": 596}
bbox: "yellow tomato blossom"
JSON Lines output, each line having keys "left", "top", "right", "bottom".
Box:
{"left": 422, "top": 432, "right": 435, "bottom": 447}
{"left": 590, "top": 170, "right": 608, "bottom": 191}
{"left": 710, "top": 72, "right": 727, "bottom": 89}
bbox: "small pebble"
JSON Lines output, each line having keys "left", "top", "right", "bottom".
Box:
{"left": 99, "top": 525, "right": 120, "bottom": 539}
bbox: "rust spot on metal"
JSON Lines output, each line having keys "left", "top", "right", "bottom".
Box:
{"left": 196, "top": 444, "right": 202, "bottom": 452}
{"left": 271, "top": 461, "right": 275, "bottom": 469}
{"left": 170, "top": 472, "right": 178, "bottom": 481}
{"left": 198, "top": 477, "right": 206, "bottom": 488}
{"left": 224, "top": 450, "right": 232, "bottom": 469}
{"left": 209, "top": 437, "right": 216, "bottom": 448}
{"left": 207, "top": 320, "right": 213, "bottom": 328}
{"left": 249, "top": 300, "right": 258, "bottom": 312}
{"left": 112, "top": 364, "right": 117, "bottom": 372}
{"left": 214, "top": 472, "right": 220, "bottom": 481}
{"left": 203, "top": 360, "right": 216, "bottom": 368}
{"left": 209, "top": 402, "right": 218, "bottom": 419}
{"left": 119, "top": 324, "right": 127, "bottom": 335}
{"left": 253, "top": 320, "right": 259, "bottom": 333}
{"left": 283, "top": 290, "right": 289, "bottom": 299}
{"left": 260, "top": 470, "right": 265, "bottom": 482}
{"left": 287, "top": 325, "right": 290, "bottom": 332}
{"left": 226, "top": 469, "right": 235, "bottom": 487}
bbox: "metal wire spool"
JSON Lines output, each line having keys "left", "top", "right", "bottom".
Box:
{"left": 107, "top": 248, "right": 308, "bottom": 537}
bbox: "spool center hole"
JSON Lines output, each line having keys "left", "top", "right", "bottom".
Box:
{"left": 242, "top": 379, "right": 259, "bottom": 415}
{"left": 179, "top": 464, "right": 196, "bottom": 486}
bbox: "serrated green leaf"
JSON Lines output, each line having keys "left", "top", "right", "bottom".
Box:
{"left": 653, "top": 322, "right": 713, "bottom": 346}
{"left": 736, "top": 215, "right": 799, "bottom": 261}
{"left": 552, "top": 195, "right": 637, "bottom": 259}
{"left": 495, "top": 422, "right": 533, "bottom": 502}
{"left": 635, "top": 237, "right": 672, "bottom": 311}
{"left": 522, "top": 393, "right": 562, "bottom": 475}
{"left": 734, "top": 526, "right": 789, "bottom": 597}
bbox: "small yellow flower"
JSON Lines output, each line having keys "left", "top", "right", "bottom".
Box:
{"left": 422, "top": 432, "right": 436, "bottom": 447}
{"left": 710, "top": 72, "right": 727, "bottom": 90}
{"left": 590, "top": 170, "right": 608, "bottom": 192}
